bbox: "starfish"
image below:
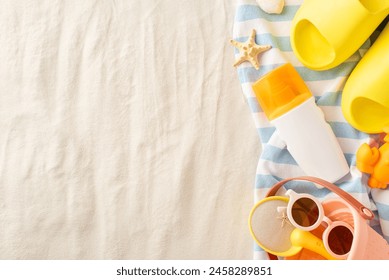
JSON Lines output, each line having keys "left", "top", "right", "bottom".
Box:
{"left": 276, "top": 211, "right": 292, "bottom": 228}
{"left": 230, "top": 29, "right": 271, "bottom": 70}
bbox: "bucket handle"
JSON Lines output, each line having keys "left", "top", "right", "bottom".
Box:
{"left": 265, "top": 176, "right": 374, "bottom": 221}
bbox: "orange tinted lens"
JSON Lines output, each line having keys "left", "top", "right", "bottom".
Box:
{"left": 291, "top": 197, "right": 320, "bottom": 227}
{"left": 327, "top": 225, "right": 353, "bottom": 256}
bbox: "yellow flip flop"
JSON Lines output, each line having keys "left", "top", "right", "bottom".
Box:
{"left": 342, "top": 22, "right": 389, "bottom": 134}
{"left": 290, "top": 0, "right": 389, "bottom": 70}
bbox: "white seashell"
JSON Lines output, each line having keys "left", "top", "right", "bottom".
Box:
{"left": 257, "top": 0, "right": 285, "bottom": 14}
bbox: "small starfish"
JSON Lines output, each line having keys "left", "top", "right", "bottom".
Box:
{"left": 276, "top": 211, "right": 292, "bottom": 228}
{"left": 230, "top": 29, "right": 271, "bottom": 70}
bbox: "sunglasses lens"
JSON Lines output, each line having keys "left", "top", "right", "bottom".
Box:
{"left": 327, "top": 225, "right": 353, "bottom": 256}
{"left": 291, "top": 197, "right": 320, "bottom": 227}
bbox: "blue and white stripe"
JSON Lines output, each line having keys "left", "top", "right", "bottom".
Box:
{"left": 232, "top": 0, "right": 389, "bottom": 259}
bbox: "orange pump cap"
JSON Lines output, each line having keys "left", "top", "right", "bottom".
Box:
{"left": 252, "top": 63, "right": 312, "bottom": 121}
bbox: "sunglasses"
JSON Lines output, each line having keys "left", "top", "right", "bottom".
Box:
{"left": 278, "top": 189, "right": 354, "bottom": 259}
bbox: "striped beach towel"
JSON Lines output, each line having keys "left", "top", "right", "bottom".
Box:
{"left": 232, "top": 0, "right": 389, "bottom": 259}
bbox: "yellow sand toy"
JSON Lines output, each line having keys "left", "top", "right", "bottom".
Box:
{"left": 290, "top": 0, "right": 389, "bottom": 70}
{"left": 341, "top": 22, "right": 389, "bottom": 134}
{"left": 356, "top": 128, "right": 389, "bottom": 189}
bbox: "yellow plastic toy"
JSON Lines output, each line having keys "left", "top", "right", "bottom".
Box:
{"left": 290, "top": 0, "right": 389, "bottom": 70}
{"left": 356, "top": 128, "right": 389, "bottom": 189}
{"left": 289, "top": 228, "right": 336, "bottom": 260}
{"left": 341, "top": 22, "right": 389, "bottom": 134}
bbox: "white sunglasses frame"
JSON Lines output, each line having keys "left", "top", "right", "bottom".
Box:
{"left": 278, "top": 189, "right": 354, "bottom": 259}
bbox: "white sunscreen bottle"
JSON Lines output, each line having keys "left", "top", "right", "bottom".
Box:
{"left": 252, "top": 63, "right": 349, "bottom": 183}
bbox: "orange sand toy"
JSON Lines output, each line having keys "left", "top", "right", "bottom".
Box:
{"left": 356, "top": 128, "right": 389, "bottom": 189}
